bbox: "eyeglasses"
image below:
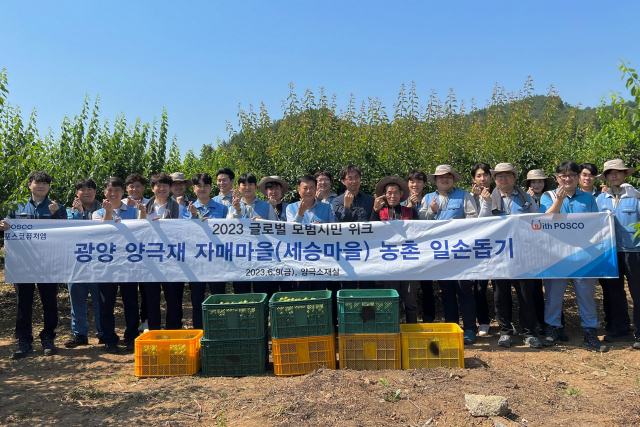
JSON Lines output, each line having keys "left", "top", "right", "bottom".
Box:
{"left": 557, "top": 174, "right": 578, "bottom": 180}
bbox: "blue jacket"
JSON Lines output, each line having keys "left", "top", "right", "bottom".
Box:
{"left": 69, "top": 199, "right": 102, "bottom": 220}
{"left": 181, "top": 199, "right": 229, "bottom": 219}
{"left": 10, "top": 196, "right": 68, "bottom": 220}
{"left": 424, "top": 188, "right": 466, "bottom": 220}
{"left": 597, "top": 188, "right": 640, "bottom": 252}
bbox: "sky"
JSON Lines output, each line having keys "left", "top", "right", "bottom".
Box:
{"left": 1, "top": 1, "right": 638, "bottom": 155}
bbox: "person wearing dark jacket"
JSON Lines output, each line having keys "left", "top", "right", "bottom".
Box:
{"left": 140, "top": 173, "right": 184, "bottom": 331}
{"left": 370, "top": 176, "right": 419, "bottom": 323}
{"left": 2, "top": 171, "right": 67, "bottom": 359}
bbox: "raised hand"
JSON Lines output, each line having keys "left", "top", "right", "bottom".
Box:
{"left": 430, "top": 196, "right": 439, "bottom": 213}
{"left": 297, "top": 199, "right": 310, "bottom": 216}
{"left": 49, "top": 201, "right": 59, "bottom": 215}
{"left": 72, "top": 197, "right": 84, "bottom": 214}
{"left": 344, "top": 190, "right": 354, "bottom": 209}
{"left": 600, "top": 184, "right": 610, "bottom": 193}
{"left": 556, "top": 186, "right": 569, "bottom": 201}
{"left": 527, "top": 187, "right": 535, "bottom": 197}
{"left": 373, "top": 195, "right": 386, "bottom": 212}
{"left": 125, "top": 197, "right": 137, "bottom": 207}
{"left": 102, "top": 199, "right": 113, "bottom": 212}
{"left": 187, "top": 201, "right": 198, "bottom": 216}
{"left": 472, "top": 184, "right": 482, "bottom": 197}
{"left": 232, "top": 188, "right": 241, "bottom": 211}
{"left": 176, "top": 195, "right": 185, "bottom": 206}
{"left": 0, "top": 220, "right": 9, "bottom": 231}
{"left": 481, "top": 187, "right": 492, "bottom": 202}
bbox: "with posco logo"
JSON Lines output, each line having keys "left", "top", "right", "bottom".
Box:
{"left": 531, "top": 220, "right": 584, "bottom": 231}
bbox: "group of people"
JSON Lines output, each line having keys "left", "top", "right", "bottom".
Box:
{"left": 1, "top": 158, "right": 639, "bottom": 360}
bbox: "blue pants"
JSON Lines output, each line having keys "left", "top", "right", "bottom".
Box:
{"left": 544, "top": 278, "right": 599, "bottom": 329}
{"left": 68, "top": 283, "right": 103, "bottom": 339}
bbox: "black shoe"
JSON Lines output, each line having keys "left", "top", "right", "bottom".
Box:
{"left": 64, "top": 334, "right": 89, "bottom": 348}
{"left": 583, "top": 328, "right": 609, "bottom": 352}
{"left": 12, "top": 340, "right": 33, "bottom": 360}
{"left": 41, "top": 338, "right": 58, "bottom": 356}
{"left": 603, "top": 331, "right": 635, "bottom": 343}
{"left": 633, "top": 336, "right": 640, "bottom": 350}
{"left": 543, "top": 325, "right": 567, "bottom": 346}
{"left": 104, "top": 342, "right": 119, "bottom": 354}
{"left": 98, "top": 336, "right": 106, "bottom": 345}
{"left": 123, "top": 340, "right": 135, "bottom": 352}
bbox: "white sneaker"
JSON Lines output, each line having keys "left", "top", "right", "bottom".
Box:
{"left": 478, "top": 324, "right": 490, "bottom": 336}
{"left": 140, "top": 320, "right": 149, "bottom": 333}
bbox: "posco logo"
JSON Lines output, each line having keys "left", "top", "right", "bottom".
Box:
{"left": 531, "top": 220, "right": 584, "bottom": 231}
{"left": 10, "top": 224, "right": 33, "bottom": 230}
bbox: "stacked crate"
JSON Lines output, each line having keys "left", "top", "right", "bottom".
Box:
{"left": 200, "top": 293, "right": 268, "bottom": 377}
{"left": 337, "top": 289, "right": 402, "bottom": 370}
{"left": 400, "top": 323, "right": 464, "bottom": 369}
{"left": 270, "top": 290, "right": 336, "bottom": 375}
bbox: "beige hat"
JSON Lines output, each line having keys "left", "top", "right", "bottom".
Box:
{"left": 490, "top": 162, "right": 518, "bottom": 178}
{"left": 375, "top": 176, "right": 410, "bottom": 203}
{"left": 427, "top": 165, "right": 461, "bottom": 184}
{"left": 521, "top": 169, "right": 554, "bottom": 188}
{"left": 597, "top": 159, "right": 636, "bottom": 180}
{"left": 169, "top": 172, "right": 192, "bottom": 186}
{"left": 258, "top": 176, "right": 289, "bottom": 195}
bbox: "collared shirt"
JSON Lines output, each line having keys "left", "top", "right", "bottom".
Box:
{"left": 286, "top": 199, "right": 336, "bottom": 224}
{"left": 419, "top": 188, "right": 478, "bottom": 219}
{"left": 227, "top": 197, "right": 278, "bottom": 220}
{"left": 318, "top": 192, "right": 338, "bottom": 206}
{"left": 478, "top": 189, "right": 539, "bottom": 217}
{"left": 213, "top": 192, "right": 233, "bottom": 207}
{"left": 92, "top": 202, "right": 139, "bottom": 220}
{"left": 539, "top": 188, "right": 597, "bottom": 213}
{"left": 181, "top": 198, "right": 229, "bottom": 219}
{"left": 333, "top": 191, "right": 375, "bottom": 222}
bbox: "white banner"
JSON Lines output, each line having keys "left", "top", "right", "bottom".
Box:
{"left": 4, "top": 213, "right": 617, "bottom": 283}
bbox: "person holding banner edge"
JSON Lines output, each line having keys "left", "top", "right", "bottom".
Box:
{"left": 596, "top": 159, "right": 640, "bottom": 350}
{"left": 93, "top": 176, "right": 144, "bottom": 353}
{"left": 371, "top": 175, "right": 420, "bottom": 324}
{"left": 477, "top": 163, "right": 543, "bottom": 349}
{"left": 65, "top": 178, "right": 104, "bottom": 349}
{"left": 2, "top": 171, "right": 67, "bottom": 359}
{"left": 419, "top": 164, "right": 479, "bottom": 344}
{"left": 540, "top": 160, "right": 608, "bottom": 352}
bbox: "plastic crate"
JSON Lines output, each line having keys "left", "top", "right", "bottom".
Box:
{"left": 338, "top": 333, "right": 401, "bottom": 370}
{"left": 272, "top": 334, "right": 337, "bottom": 376}
{"left": 400, "top": 323, "right": 464, "bottom": 369}
{"left": 337, "top": 289, "right": 400, "bottom": 334}
{"left": 201, "top": 337, "right": 267, "bottom": 377}
{"left": 202, "top": 293, "right": 267, "bottom": 340}
{"left": 269, "top": 291, "right": 333, "bottom": 339}
{"left": 135, "top": 330, "right": 203, "bottom": 377}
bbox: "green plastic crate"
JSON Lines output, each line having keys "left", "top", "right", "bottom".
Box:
{"left": 269, "top": 291, "right": 333, "bottom": 339}
{"left": 337, "top": 289, "right": 400, "bottom": 334}
{"left": 202, "top": 293, "right": 268, "bottom": 340}
{"left": 201, "top": 337, "right": 267, "bottom": 377}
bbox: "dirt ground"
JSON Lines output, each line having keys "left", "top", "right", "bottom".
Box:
{"left": 0, "top": 269, "right": 639, "bottom": 426}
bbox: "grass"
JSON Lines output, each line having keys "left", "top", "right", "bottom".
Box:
{"left": 566, "top": 387, "right": 583, "bottom": 396}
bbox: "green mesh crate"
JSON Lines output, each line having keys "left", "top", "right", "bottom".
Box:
{"left": 337, "top": 289, "right": 399, "bottom": 334}
{"left": 202, "top": 293, "right": 267, "bottom": 340}
{"left": 201, "top": 337, "right": 267, "bottom": 377}
{"left": 269, "top": 291, "right": 333, "bottom": 339}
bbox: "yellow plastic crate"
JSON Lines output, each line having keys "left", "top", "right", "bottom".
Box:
{"left": 272, "top": 334, "right": 336, "bottom": 376}
{"left": 400, "top": 323, "right": 464, "bottom": 369}
{"left": 135, "top": 330, "right": 203, "bottom": 377}
{"left": 338, "top": 333, "right": 401, "bottom": 370}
